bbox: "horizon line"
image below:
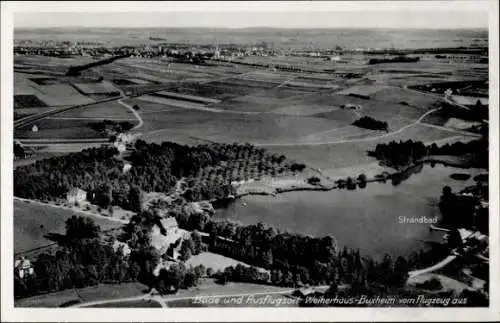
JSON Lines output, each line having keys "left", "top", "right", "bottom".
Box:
{"left": 15, "top": 26, "right": 489, "bottom": 30}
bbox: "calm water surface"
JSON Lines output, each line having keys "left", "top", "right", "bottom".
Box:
{"left": 216, "top": 164, "right": 484, "bottom": 259}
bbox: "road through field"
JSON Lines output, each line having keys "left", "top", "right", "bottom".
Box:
{"left": 118, "top": 98, "right": 143, "bottom": 130}
{"left": 14, "top": 96, "right": 123, "bottom": 130}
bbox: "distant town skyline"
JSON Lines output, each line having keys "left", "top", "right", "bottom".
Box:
{"left": 15, "top": 10, "right": 489, "bottom": 29}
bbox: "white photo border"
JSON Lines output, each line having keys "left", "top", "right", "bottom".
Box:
{"left": 1, "top": 1, "right": 499, "bottom": 321}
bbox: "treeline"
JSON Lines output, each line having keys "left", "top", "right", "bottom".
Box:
{"left": 368, "top": 56, "right": 420, "bottom": 65}
{"left": 129, "top": 208, "right": 413, "bottom": 289}
{"left": 14, "top": 141, "right": 305, "bottom": 209}
{"left": 213, "top": 264, "right": 270, "bottom": 285}
{"left": 88, "top": 120, "right": 134, "bottom": 134}
{"left": 335, "top": 174, "right": 368, "bottom": 190}
{"left": 369, "top": 140, "right": 428, "bottom": 168}
{"left": 66, "top": 54, "right": 130, "bottom": 76}
{"left": 352, "top": 116, "right": 389, "bottom": 131}
{"left": 369, "top": 138, "right": 488, "bottom": 169}
{"left": 167, "top": 206, "right": 413, "bottom": 288}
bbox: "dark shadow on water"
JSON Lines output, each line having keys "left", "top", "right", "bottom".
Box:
{"left": 390, "top": 163, "right": 424, "bottom": 186}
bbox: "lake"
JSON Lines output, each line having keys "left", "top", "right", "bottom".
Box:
{"left": 216, "top": 164, "right": 484, "bottom": 259}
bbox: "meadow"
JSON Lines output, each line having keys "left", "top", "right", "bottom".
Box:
{"left": 15, "top": 282, "right": 148, "bottom": 307}
{"left": 15, "top": 118, "right": 107, "bottom": 140}
{"left": 14, "top": 200, "right": 122, "bottom": 254}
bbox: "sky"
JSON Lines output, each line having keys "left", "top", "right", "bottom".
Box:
{"left": 12, "top": 2, "right": 490, "bottom": 29}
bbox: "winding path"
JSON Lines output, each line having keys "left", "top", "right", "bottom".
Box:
{"left": 254, "top": 108, "right": 441, "bottom": 147}
{"left": 408, "top": 255, "right": 458, "bottom": 278}
{"left": 117, "top": 98, "right": 144, "bottom": 130}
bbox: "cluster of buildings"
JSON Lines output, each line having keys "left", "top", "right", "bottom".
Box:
{"left": 14, "top": 38, "right": 347, "bottom": 63}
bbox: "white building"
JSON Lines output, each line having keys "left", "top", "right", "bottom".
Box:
{"left": 66, "top": 188, "right": 87, "bottom": 204}
{"left": 123, "top": 163, "right": 132, "bottom": 174}
{"left": 15, "top": 257, "right": 34, "bottom": 279}
{"left": 112, "top": 240, "right": 131, "bottom": 256}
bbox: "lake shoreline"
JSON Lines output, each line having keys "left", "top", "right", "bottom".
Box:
{"left": 227, "top": 155, "right": 485, "bottom": 200}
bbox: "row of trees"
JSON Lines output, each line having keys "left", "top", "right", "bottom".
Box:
{"left": 369, "top": 140, "right": 428, "bottom": 168}
{"left": 213, "top": 264, "right": 270, "bottom": 285}
{"left": 335, "top": 174, "right": 368, "bottom": 190}
{"left": 368, "top": 56, "right": 420, "bottom": 65}
{"left": 88, "top": 120, "right": 135, "bottom": 134}
{"left": 369, "top": 136, "right": 488, "bottom": 169}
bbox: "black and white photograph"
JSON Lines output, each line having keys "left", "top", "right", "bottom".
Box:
{"left": 1, "top": 1, "right": 499, "bottom": 321}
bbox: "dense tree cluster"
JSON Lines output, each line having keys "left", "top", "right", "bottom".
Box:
{"left": 14, "top": 141, "right": 305, "bottom": 210}
{"left": 439, "top": 184, "right": 488, "bottom": 233}
{"left": 428, "top": 138, "right": 488, "bottom": 168}
{"left": 155, "top": 263, "right": 206, "bottom": 294}
{"left": 14, "top": 146, "right": 122, "bottom": 201}
{"left": 352, "top": 116, "right": 389, "bottom": 131}
{"left": 369, "top": 138, "right": 488, "bottom": 169}
{"left": 213, "top": 264, "right": 270, "bottom": 285}
{"left": 88, "top": 120, "right": 134, "bottom": 134}
{"left": 335, "top": 174, "right": 368, "bottom": 190}
{"left": 369, "top": 140, "right": 427, "bottom": 168}
{"left": 14, "top": 142, "right": 25, "bottom": 158}
{"left": 368, "top": 56, "right": 420, "bottom": 65}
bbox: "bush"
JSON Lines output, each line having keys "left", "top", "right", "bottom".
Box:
{"left": 290, "top": 163, "right": 306, "bottom": 172}
{"left": 417, "top": 278, "right": 443, "bottom": 291}
{"left": 307, "top": 176, "right": 321, "bottom": 185}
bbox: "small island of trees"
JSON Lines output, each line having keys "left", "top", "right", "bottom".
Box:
{"left": 352, "top": 116, "right": 389, "bottom": 131}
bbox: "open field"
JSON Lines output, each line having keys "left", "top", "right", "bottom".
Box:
{"left": 137, "top": 108, "right": 347, "bottom": 145}
{"left": 30, "top": 84, "right": 93, "bottom": 106}
{"left": 15, "top": 282, "right": 148, "bottom": 308}
{"left": 14, "top": 94, "right": 48, "bottom": 109}
{"left": 264, "top": 122, "right": 458, "bottom": 171}
{"left": 15, "top": 118, "right": 107, "bottom": 140}
{"left": 186, "top": 252, "right": 260, "bottom": 272}
{"left": 14, "top": 72, "right": 95, "bottom": 106}
{"left": 14, "top": 200, "right": 122, "bottom": 254}
{"left": 72, "top": 81, "right": 120, "bottom": 95}
{"left": 153, "top": 90, "right": 222, "bottom": 104}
